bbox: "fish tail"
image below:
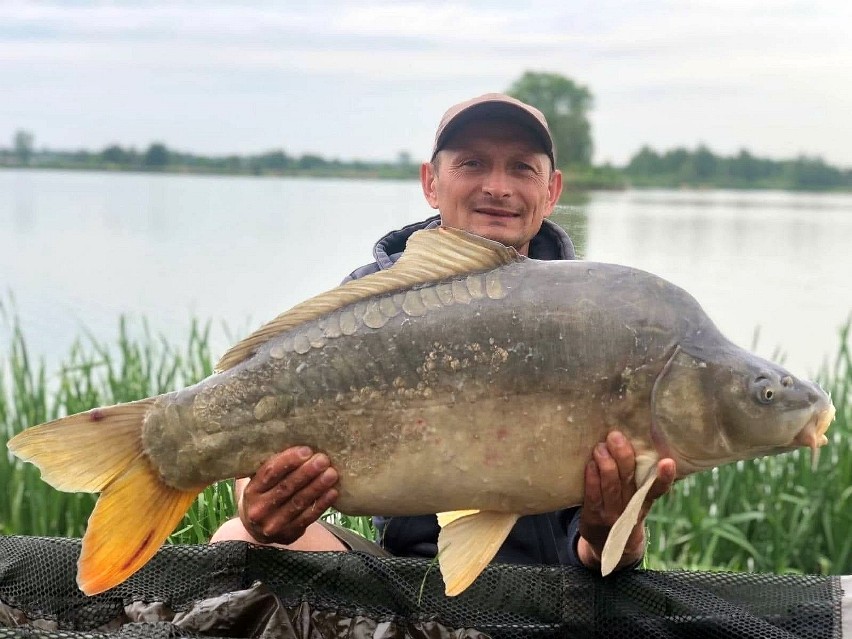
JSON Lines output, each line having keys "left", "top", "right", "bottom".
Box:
{"left": 7, "top": 399, "right": 202, "bottom": 595}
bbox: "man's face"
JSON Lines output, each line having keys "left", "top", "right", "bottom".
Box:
{"left": 420, "top": 117, "right": 563, "bottom": 256}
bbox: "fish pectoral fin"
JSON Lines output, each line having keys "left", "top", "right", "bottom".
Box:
{"left": 437, "top": 511, "right": 519, "bottom": 596}
{"left": 79, "top": 455, "right": 202, "bottom": 596}
{"left": 600, "top": 467, "right": 659, "bottom": 576}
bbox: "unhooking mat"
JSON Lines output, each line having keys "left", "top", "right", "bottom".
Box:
{"left": 0, "top": 536, "right": 847, "bottom": 638}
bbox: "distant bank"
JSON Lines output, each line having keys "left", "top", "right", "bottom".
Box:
{"left": 1, "top": 140, "right": 850, "bottom": 193}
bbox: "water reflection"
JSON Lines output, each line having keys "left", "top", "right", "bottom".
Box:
{"left": 550, "top": 205, "right": 589, "bottom": 258}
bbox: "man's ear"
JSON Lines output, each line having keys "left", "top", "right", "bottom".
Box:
{"left": 420, "top": 161, "right": 440, "bottom": 209}
{"left": 544, "top": 169, "right": 563, "bottom": 218}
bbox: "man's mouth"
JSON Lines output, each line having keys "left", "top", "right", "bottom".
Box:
{"left": 473, "top": 207, "right": 519, "bottom": 218}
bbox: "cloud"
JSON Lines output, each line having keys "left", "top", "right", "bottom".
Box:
{"left": 1, "top": 0, "right": 850, "bottom": 165}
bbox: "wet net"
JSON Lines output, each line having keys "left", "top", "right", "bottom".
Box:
{"left": 0, "top": 536, "right": 842, "bottom": 638}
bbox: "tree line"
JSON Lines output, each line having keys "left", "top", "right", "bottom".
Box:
{"left": 0, "top": 135, "right": 417, "bottom": 179}
{"left": 3, "top": 71, "right": 850, "bottom": 191}
{"left": 625, "top": 144, "right": 850, "bottom": 190}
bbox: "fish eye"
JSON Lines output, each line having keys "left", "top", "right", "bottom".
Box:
{"left": 756, "top": 384, "right": 775, "bottom": 404}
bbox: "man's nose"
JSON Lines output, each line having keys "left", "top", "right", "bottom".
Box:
{"left": 482, "top": 169, "right": 512, "bottom": 198}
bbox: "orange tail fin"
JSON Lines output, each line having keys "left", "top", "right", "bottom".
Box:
{"left": 7, "top": 399, "right": 202, "bottom": 595}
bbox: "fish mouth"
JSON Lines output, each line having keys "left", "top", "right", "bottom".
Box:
{"left": 793, "top": 404, "right": 835, "bottom": 450}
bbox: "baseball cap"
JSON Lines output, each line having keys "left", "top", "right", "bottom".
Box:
{"left": 431, "top": 93, "right": 556, "bottom": 167}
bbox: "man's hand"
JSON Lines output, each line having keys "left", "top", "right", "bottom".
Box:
{"left": 238, "top": 446, "right": 339, "bottom": 545}
{"left": 577, "top": 431, "right": 676, "bottom": 571}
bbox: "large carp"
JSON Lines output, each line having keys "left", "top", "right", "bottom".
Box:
{"left": 8, "top": 228, "right": 834, "bottom": 597}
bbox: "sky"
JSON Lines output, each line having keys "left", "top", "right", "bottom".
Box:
{"left": 1, "top": 0, "right": 851, "bottom": 167}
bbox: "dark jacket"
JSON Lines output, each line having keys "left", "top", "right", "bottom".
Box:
{"left": 345, "top": 216, "right": 587, "bottom": 568}
{"left": 344, "top": 215, "right": 576, "bottom": 282}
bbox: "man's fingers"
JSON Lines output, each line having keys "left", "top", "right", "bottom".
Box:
{"left": 606, "top": 431, "right": 636, "bottom": 492}
{"left": 593, "top": 442, "right": 622, "bottom": 514}
{"left": 249, "top": 447, "right": 315, "bottom": 493}
{"left": 584, "top": 459, "right": 602, "bottom": 510}
{"left": 240, "top": 447, "right": 342, "bottom": 545}
{"left": 258, "top": 484, "right": 341, "bottom": 544}
{"left": 245, "top": 467, "right": 340, "bottom": 544}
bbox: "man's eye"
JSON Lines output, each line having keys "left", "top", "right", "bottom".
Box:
{"left": 461, "top": 159, "right": 481, "bottom": 168}
{"left": 515, "top": 163, "right": 535, "bottom": 171}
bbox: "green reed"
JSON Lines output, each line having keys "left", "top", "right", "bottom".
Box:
{"left": 0, "top": 306, "right": 235, "bottom": 542}
{"left": 0, "top": 306, "right": 371, "bottom": 544}
{"left": 2, "top": 305, "right": 850, "bottom": 571}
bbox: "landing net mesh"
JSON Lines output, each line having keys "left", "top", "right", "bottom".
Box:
{"left": 0, "top": 536, "right": 841, "bottom": 638}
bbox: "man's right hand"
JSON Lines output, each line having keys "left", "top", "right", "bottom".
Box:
{"left": 238, "top": 446, "right": 339, "bottom": 545}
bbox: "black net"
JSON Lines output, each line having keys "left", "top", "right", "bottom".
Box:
{"left": 0, "top": 536, "right": 842, "bottom": 638}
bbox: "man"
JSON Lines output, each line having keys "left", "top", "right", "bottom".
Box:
{"left": 212, "top": 93, "right": 676, "bottom": 573}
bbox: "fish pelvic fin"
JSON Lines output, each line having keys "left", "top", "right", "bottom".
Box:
{"left": 437, "top": 510, "right": 519, "bottom": 596}
{"left": 600, "top": 457, "right": 659, "bottom": 577}
{"left": 436, "top": 509, "right": 481, "bottom": 528}
{"left": 7, "top": 399, "right": 202, "bottom": 595}
{"left": 215, "top": 227, "right": 522, "bottom": 372}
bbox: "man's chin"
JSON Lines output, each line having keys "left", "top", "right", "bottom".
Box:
{"left": 471, "top": 227, "right": 526, "bottom": 252}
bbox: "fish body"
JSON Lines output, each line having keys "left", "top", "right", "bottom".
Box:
{"left": 7, "top": 228, "right": 835, "bottom": 597}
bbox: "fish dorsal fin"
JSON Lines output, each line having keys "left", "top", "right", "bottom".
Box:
{"left": 600, "top": 454, "right": 659, "bottom": 576}
{"left": 437, "top": 510, "right": 519, "bottom": 596}
{"left": 215, "top": 228, "right": 522, "bottom": 371}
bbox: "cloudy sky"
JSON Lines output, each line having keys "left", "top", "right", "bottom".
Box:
{"left": 2, "top": 0, "right": 850, "bottom": 166}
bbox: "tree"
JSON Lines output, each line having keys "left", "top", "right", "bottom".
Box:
{"left": 298, "top": 154, "right": 327, "bottom": 170}
{"left": 626, "top": 146, "right": 662, "bottom": 175}
{"left": 693, "top": 144, "right": 718, "bottom": 180}
{"left": 507, "top": 71, "right": 594, "bottom": 167}
{"left": 13, "top": 130, "right": 35, "bottom": 165}
{"left": 143, "top": 142, "right": 170, "bottom": 168}
{"left": 101, "top": 144, "right": 131, "bottom": 165}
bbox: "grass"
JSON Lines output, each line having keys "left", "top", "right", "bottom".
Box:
{"left": 0, "top": 304, "right": 369, "bottom": 544}
{"left": 2, "top": 305, "right": 850, "bottom": 573}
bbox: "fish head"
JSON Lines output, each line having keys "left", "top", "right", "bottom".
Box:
{"left": 651, "top": 345, "right": 834, "bottom": 476}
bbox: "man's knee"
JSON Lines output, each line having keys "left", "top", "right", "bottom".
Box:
{"left": 209, "top": 517, "right": 256, "bottom": 544}
{"left": 209, "top": 517, "right": 348, "bottom": 552}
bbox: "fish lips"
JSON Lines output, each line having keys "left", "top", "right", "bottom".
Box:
{"left": 792, "top": 404, "right": 835, "bottom": 450}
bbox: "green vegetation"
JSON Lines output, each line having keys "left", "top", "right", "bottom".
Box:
{"left": 2, "top": 308, "right": 851, "bottom": 574}
{"left": 625, "top": 145, "right": 851, "bottom": 191}
{"left": 0, "top": 306, "right": 233, "bottom": 543}
{"left": 0, "top": 131, "right": 419, "bottom": 181}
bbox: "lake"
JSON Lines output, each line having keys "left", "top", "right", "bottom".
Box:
{"left": 1, "top": 169, "right": 850, "bottom": 379}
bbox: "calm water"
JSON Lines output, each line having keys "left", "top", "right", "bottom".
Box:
{"left": 1, "top": 169, "right": 850, "bottom": 379}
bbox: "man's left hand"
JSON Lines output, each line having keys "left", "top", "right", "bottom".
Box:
{"left": 577, "top": 430, "right": 676, "bottom": 571}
